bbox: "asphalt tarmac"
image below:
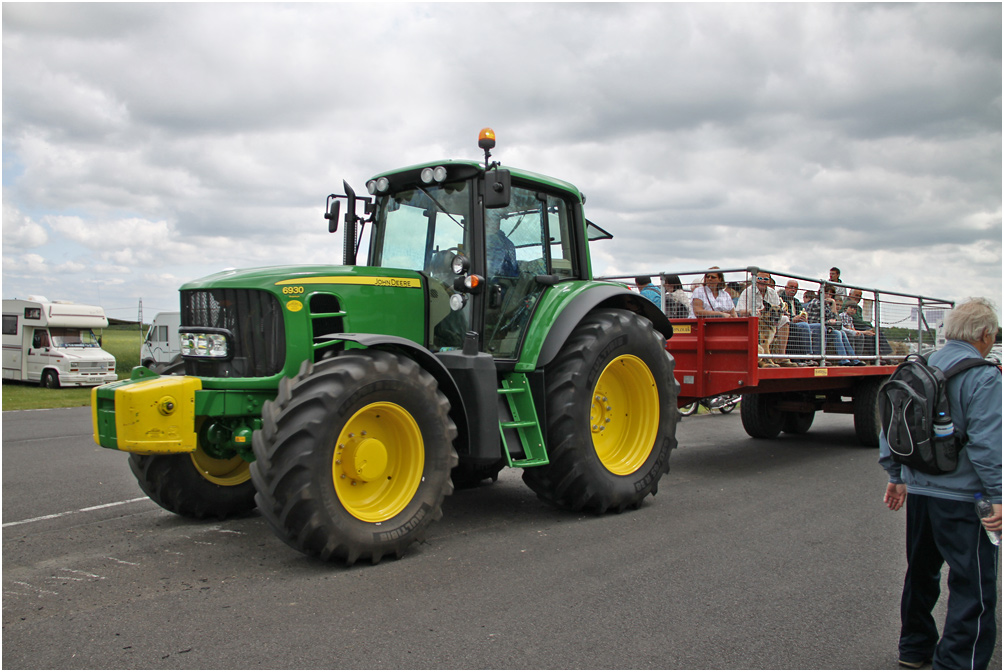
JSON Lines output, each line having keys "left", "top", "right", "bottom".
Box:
{"left": 3, "top": 405, "right": 1000, "bottom": 669}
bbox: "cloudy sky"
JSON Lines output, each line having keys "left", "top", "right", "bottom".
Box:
{"left": 3, "top": 3, "right": 1001, "bottom": 321}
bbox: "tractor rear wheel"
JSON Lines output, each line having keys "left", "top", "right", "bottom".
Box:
{"left": 250, "top": 350, "right": 458, "bottom": 565}
{"left": 522, "top": 308, "right": 677, "bottom": 513}
{"left": 129, "top": 443, "right": 256, "bottom": 519}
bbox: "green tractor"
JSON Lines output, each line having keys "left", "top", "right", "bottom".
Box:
{"left": 92, "top": 129, "right": 679, "bottom": 564}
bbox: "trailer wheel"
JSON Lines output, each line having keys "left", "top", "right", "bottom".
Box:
{"left": 522, "top": 308, "right": 677, "bottom": 514}
{"left": 853, "top": 377, "right": 886, "bottom": 447}
{"left": 782, "top": 411, "right": 815, "bottom": 435}
{"left": 250, "top": 351, "right": 458, "bottom": 565}
{"left": 740, "top": 392, "right": 785, "bottom": 439}
{"left": 42, "top": 370, "right": 60, "bottom": 389}
{"left": 128, "top": 445, "right": 256, "bottom": 519}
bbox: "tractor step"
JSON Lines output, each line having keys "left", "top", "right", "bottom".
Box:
{"left": 498, "top": 373, "right": 548, "bottom": 467}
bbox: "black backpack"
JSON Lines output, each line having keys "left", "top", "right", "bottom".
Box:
{"left": 880, "top": 354, "right": 998, "bottom": 475}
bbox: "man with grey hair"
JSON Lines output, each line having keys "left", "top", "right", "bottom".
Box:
{"left": 879, "top": 297, "right": 1001, "bottom": 670}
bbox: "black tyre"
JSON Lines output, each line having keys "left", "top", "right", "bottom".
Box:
{"left": 522, "top": 308, "right": 678, "bottom": 514}
{"left": 853, "top": 377, "right": 886, "bottom": 447}
{"left": 451, "top": 459, "right": 505, "bottom": 490}
{"left": 250, "top": 350, "right": 458, "bottom": 565}
{"left": 679, "top": 402, "right": 698, "bottom": 417}
{"left": 42, "top": 370, "right": 60, "bottom": 389}
{"left": 782, "top": 411, "right": 815, "bottom": 434}
{"left": 129, "top": 444, "right": 257, "bottom": 519}
{"left": 740, "top": 392, "right": 785, "bottom": 439}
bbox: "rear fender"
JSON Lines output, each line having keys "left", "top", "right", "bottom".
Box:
{"left": 516, "top": 283, "right": 674, "bottom": 372}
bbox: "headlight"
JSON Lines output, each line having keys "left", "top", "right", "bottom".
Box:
{"left": 451, "top": 253, "right": 470, "bottom": 275}
{"left": 367, "top": 177, "right": 391, "bottom": 194}
{"left": 421, "top": 166, "right": 448, "bottom": 184}
{"left": 181, "top": 332, "right": 230, "bottom": 358}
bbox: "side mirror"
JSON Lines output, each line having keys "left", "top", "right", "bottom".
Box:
{"left": 484, "top": 169, "right": 511, "bottom": 209}
{"left": 325, "top": 195, "right": 341, "bottom": 233}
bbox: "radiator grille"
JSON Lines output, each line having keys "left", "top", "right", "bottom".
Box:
{"left": 180, "top": 288, "right": 285, "bottom": 378}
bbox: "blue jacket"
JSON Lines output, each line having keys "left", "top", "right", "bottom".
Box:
{"left": 879, "top": 340, "right": 1002, "bottom": 504}
{"left": 639, "top": 285, "right": 661, "bottom": 306}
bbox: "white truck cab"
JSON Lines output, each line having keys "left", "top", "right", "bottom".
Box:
{"left": 140, "top": 311, "right": 181, "bottom": 371}
{"left": 2, "top": 296, "right": 117, "bottom": 388}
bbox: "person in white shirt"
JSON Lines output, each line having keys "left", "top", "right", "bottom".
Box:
{"left": 736, "top": 272, "right": 794, "bottom": 366}
{"left": 689, "top": 267, "right": 737, "bottom": 318}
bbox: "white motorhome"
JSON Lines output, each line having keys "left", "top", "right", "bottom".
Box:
{"left": 140, "top": 311, "right": 181, "bottom": 371}
{"left": 2, "top": 296, "right": 117, "bottom": 388}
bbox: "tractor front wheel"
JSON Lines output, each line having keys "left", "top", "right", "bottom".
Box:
{"left": 250, "top": 351, "right": 458, "bottom": 564}
{"left": 129, "top": 444, "right": 256, "bottom": 519}
{"left": 523, "top": 308, "right": 677, "bottom": 514}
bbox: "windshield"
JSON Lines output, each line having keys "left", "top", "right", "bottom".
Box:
{"left": 49, "top": 328, "right": 101, "bottom": 348}
{"left": 369, "top": 180, "right": 473, "bottom": 352}
{"left": 370, "top": 181, "right": 470, "bottom": 280}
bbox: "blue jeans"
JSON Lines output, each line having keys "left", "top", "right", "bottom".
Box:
{"left": 807, "top": 324, "right": 856, "bottom": 359}
{"left": 787, "top": 322, "right": 811, "bottom": 355}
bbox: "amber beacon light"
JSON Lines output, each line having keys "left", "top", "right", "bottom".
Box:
{"left": 478, "top": 127, "right": 496, "bottom": 150}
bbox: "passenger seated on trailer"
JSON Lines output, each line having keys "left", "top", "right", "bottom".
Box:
{"left": 779, "top": 279, "right": 811, "bottom": 357}
{"left": 726, "top": 281, "right": 748, "bottom": 308}
{"left": 663, "top": 274, "right": 690, "bottom": 319}
{"left": 635, "top": 276, "right": 661, "bottom": 307}
{"left": 736, "top": 272, "right": 794, "bottom": 367}
{"left": 840, "top": 289, "right": 893, "bottom": 358}
{"left": 840, "top": 303, "right": 873, "bottom": 357}
{"left": 804, "top": 286, "right": 862, "bottom": 366}
{"left": 689, "top": 267, "right": 737, "bottom": 318}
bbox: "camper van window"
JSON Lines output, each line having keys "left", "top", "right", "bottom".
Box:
{"left": 49, "top": 328, "right": 100, "bottom": 348}
{"left": 24, "top": 307, "right": 41, "bottom": 320}
{"left": 2, "top": 315, "right": 17, "bottom": 335}
{"left": 32, "top": 330, "right": 50, "bottom": 349}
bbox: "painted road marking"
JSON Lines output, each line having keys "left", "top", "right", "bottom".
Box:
{"left": 2, "top": 497, "right": 149, "bottom": 528}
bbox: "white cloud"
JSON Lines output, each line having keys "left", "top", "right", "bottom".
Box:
{"left": 1, "top": 2, "right": 1000, "bottom": 321}
{"left": 2, "top": 200, "right": 49, "bottom": 248}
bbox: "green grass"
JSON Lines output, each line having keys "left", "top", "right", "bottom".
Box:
{"left": 2, "top": 325, "right": 145, "bottom": 411}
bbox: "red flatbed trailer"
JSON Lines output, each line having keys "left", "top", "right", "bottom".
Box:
{"left": 667, "top": 317, "right": 895, "bottom": 445}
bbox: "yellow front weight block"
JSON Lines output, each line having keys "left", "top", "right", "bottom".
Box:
{"left": 93, "top": 375, "right": 202, "bottom": 454}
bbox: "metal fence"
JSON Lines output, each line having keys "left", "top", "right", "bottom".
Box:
{"left": 601, "top": 267, "right": 956, "bottom": 366}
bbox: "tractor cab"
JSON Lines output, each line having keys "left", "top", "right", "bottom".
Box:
{"left": 327, "top": 129, "right": 589, "bottom": 359}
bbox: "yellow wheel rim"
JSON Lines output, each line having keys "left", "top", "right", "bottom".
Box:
{"left": 333, "top": 402, "right": 424, "bottom": 523}
{"left": 590, "top": 354, "right": 660, "bottom": 475}
{"left": 190, "top": 446, "right": 252, "bottom": 487}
